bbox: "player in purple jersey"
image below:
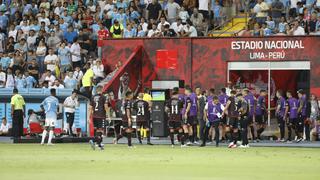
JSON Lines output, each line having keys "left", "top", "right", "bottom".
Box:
{"left": 297, "top": 89, "right": 307, "bottom": 142}
{"left": 285, "top": 91, "right": 299, "bottom": 143}
{"left": 276, "top": 90, "right": 286, "bottom": 142}
{"left": 202, "top": 96, "right": 224, "bottom": 147}
{"left": 184, "top": 87, "right": 198, "bottom": 145}
{"left": 255, "top": 90, "right": 267, "bottom": 141}
{"left": 243, "top": 89, "right": 257, "bottom": 142}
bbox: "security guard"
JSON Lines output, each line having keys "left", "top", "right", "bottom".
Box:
{"left": 11, "top": 88, "right": 25, "bottom": 138}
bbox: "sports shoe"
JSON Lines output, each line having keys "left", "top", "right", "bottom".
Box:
{"left": 181, "top": 144, "right": 188, "bottom": 148}
{"left": 193, "top": 141, "right": 200, "bottom": 145}
{"left": 286, "top": 140, "right": 292, "bottom": 144}
{"left": 89, "top": 140, "right": 95, "bottom": 150}
{"left": 99, "top": 144, "right": 105, "bottom": 150}
{"left": 47, "top": 143, "right": 55, "bottom": 146}
{"left": 231, "top": 144, "right": 237, "bottom": 148}
{"left": 200, "top": 144, "right": 206, "bottom": 147}
{"left": 112, "top": 138, "right": 118, "bottom": 145}
{"left": 239, "top": 145, "right": 246, "bottom": 148}
{"left": 186, "top": 142, "right": 192, "bottom": 146}
{"left": 171, "top": 144, "right": 175, "bottom": 148}
{"left": 128, "top": 145, "right": 136, "bottom": 148}
{"left": 228, "top": 142, "right": 234, "bottom": 148}
{"left": 296, "top": 138, "right": 303, "bottom": 143}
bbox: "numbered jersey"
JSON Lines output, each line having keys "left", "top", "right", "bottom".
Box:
{"left": 133, "top": 100, "right": 150, "bottom": 122}
{"left": 166, "top": 97, "right": 184, "bottom": 121}
{"left": 90, "top": 94, "right": 107, "bottom": 119}
{"left": 122, "top": 99, "right": 132, "bottom": 122}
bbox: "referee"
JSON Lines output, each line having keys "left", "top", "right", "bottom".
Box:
{"left": 11, "top": 88, "right": 25, "bottom": 138}
{"left": 63, "top": 90, "right": 79, "bottom": 136}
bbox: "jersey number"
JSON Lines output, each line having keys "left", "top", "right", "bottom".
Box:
{"left": 137, "top": 107, "right": 145, "bottom": 116}
{"left": 171, "top": 105, "right": 178, "bottom": 114}
{"left": 95, "top": 102, "right": 99, "bottom": 111}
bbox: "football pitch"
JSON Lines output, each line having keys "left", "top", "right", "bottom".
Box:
{"left": 0, "top": 144, "right": 319, "bottom": 180}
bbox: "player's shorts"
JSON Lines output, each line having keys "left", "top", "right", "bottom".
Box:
{"left": 221, "top": 116, "right": 227, "bottom": 125}
{"left": 93, "top": 118, "right": 105, "bottom": 129}
{"left": 255, "top": 115, "right": 265, "bottom": 124}
{"left": 45, "top": 117, "right": 56, "bottom": 127}
{"left": 208, "top": 120, "right": 221, "bottom": 127}
{"left": 168, "top": 121, "right": 182, "bottom": 129}
{"left": 296, "top": 116, "right": 305, "bottom": 132}
{"left": 227, "top": 117, "right": 238, "bottom": 129}
{"left": 122, "top": 121, "right": 132, "bottom": 129}
{"left": 187, "top": 116, "right": 198, "bottom": 125}
{"left": 288, "top": 118, "right": 297, "bottom": 126}
{"left": 247, "top": 116, "right": 253, "bottom": 124}
{"left": 136, "top": 121, "right": 150, "bottom": 129}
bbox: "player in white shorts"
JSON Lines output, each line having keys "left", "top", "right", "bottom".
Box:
{"left": 40, "top": 88, "right": 60, "bottom": 145}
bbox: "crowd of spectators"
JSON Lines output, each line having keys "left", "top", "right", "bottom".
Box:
{"left": 238, "top": 0, "right": 320, "bottom": 36}
{"left": 0, "top": 0, "right": 237, "bottom": 96}
{"left": 0, "top": 0, "right": 319, "bottom": 97}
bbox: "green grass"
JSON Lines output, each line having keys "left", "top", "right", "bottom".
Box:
{"left": 0, "top": 144, "right": 319, "bottom": 180}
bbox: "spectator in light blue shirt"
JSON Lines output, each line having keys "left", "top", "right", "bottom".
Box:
{"left": 113, "top": 8, "right": 127, "bottom": 27}
{"left": 117, "top": 0, "right": 128, "bottom": 10}
{"left": 64, "top": 71, "right": 78, "bottom": 89}
{"left": 0, "top": 11, "right": 9, "bottom": 30}
{"left": 278, "top": 16, "right": 287, "bottom": 33}
{"left": 0, "top": 53, "right": 12, "bottom": 70}
{"left": 129, "top": 7, "right": 140, "bottom": 22}
{"left": 15, "top": 72, "right": 26, "bottom": 89}
{"left": 137, "top": 25, "right": 146, "bottom": 37}
{"left": 266, "top": 16, "right": 275, "bottom": 30}
{"left": 24, "top": 71, "right": 37, "bottom": 88}
{"left": 123, "top": 24, "right": 136, "bottom": 38}
{"left": 58, "top": 42, "right": 71, "bottom": 73}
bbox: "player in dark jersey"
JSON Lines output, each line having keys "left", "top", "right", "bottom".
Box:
{"left": 236, "top": 93, "right": 250, "bottom": 148}
{"left": 285, "top": 91, "right": 299, "bottom": 143}
{"left": 218, "top": 88, "right": 229, "bottom": 142}
{"left": 133, "top": 93, "right": 153, "bottom": 145}
{"left": 119, "top": 91, "right": 135, "bottom": 147}
{"left": 166, "top": 91, "right": 185, "bottom": 147}
{"left": 222, "top": 90, "right": 239, "bottom": 148}
{"left": 89, "top": 86, "right": 111, "bottom": 150}
{"left": 243, "top": 88, "right": 257, "bottom": 142}
{"left": 297, "top": 89, "right": 307, "bottom": 143}
{"left": 255, "top": 90, "right": 267, "bottom": 141}
{"left": 275, "top": 90, "right": 286, "bottom": 142}
{"left": 184, "top": 87, "right": 197, "bottom": 145}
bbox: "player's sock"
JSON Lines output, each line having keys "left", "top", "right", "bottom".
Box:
{"left": 170, "top": 132, "right": 174, "bottom": 145}
{"left": 250, "top": 126, "right": 256, "bottom": 140}
{"left": 116, "top": 134, "right": 123, "bottom": 141}
{"left": 127, "top": 132, "right": 132, "bottom": 146}
{"left": 48, "top": 130, "right": 54, "bottom": 144}
{"left": 180, "top": 132, "right": 185, "bottom": 145}
{"left": 192, "top": 125, "right": 198, "bottom": 141}
{"left": 189, "top": 134, "right": 194, "bottom": 143}
{"left": 184, "top": 133, "right": 189, "bottom": 143}
{"left": 257, "top": 128, "right": 263, "bottom": 139}
{"left": 146, "top": 131, "right": 151, "bottom": 143}
{"left": 137, "top": 130, "right": 142, "bottom": 144}
{"left": 95, "top": 132, "right": 103, "bottom": 147}
{"left": 177, "top": 133, "right": 181, "bottom": 142}
{"left": 287, "top": 126, "right": 292, "bottom": 141}
{"left": 41, "top": 130, "right": 47, "bottom": 144}
{"left": 233, "top": 132, "right": 238, "bottom": 144}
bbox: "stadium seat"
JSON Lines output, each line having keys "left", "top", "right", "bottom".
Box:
{"left": 29, "top": 123, "right": 43, "bottom": 134}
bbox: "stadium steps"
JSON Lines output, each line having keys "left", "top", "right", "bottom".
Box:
{"left": 209, "top": 13, "right": 249, "bottom": 37}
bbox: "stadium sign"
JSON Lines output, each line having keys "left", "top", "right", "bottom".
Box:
{"left": 230, "top": 40, "right": 305, "bottom": 60}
